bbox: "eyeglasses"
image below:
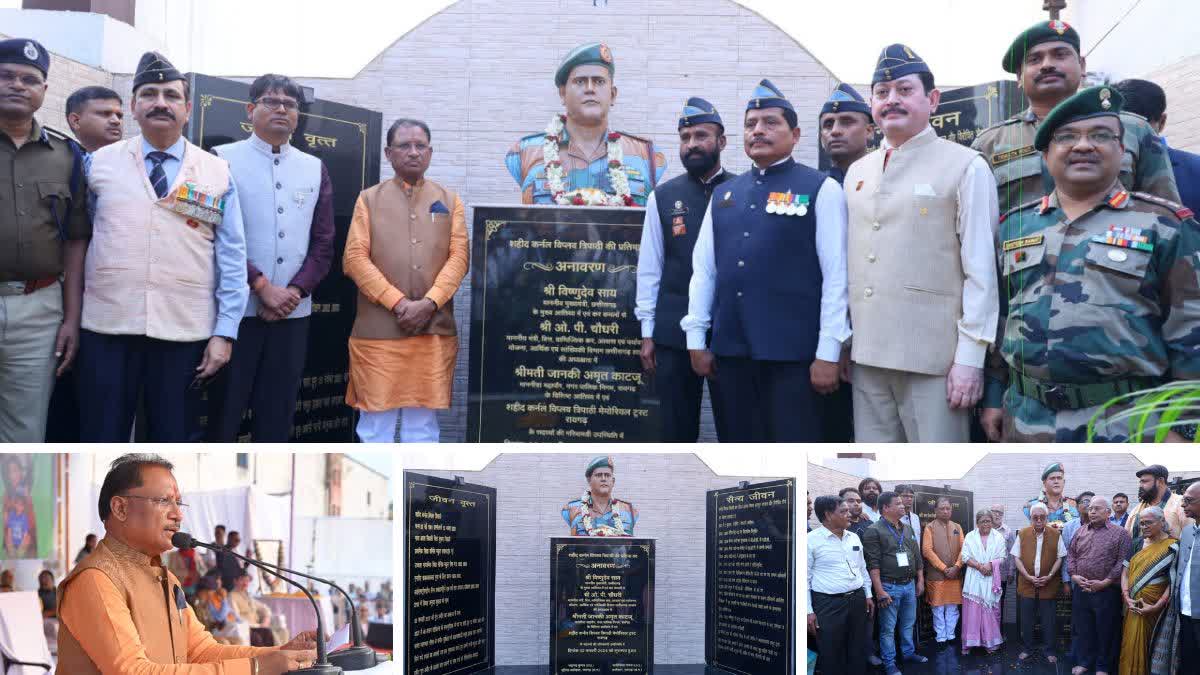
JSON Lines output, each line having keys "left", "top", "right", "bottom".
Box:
{"left": 0, "top": 71, "right": 45, "bottom": 88}
{"left": 257, "top": 97, "right": 299, "bottom": 111}
{"left": 119, "top": 495, "right": 189, "bottom": 511}
{"left": 388, "top": 142, "right": 429, "bottom": 153}
{"left": 1050, "top": 129, "right": 1121, "bottom": 147}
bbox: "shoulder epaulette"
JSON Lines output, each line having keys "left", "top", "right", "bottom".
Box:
{"left": 1131, "top": 191, "right": 1194, "bottom": 220}
{"left": 978, "top": 116, "right": 1024, "bottom": 137}
{"left": 519, "top": 132, "right": 546, "bottom": 142}
{"left": 1120, "top": 110, "right": 1149, "bottom": 123}
{"left": 616, "top": 131, "right": 652, "bottom": 145}
{"left": 42, "top": 125, "right": 74, "bottom": 142}
{"left": 999, "top": 196, "right": 1044, "bottom": 223}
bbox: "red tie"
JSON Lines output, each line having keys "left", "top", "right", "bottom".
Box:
{"left": 883, "top": 148, "right": 894, "bottom": 172}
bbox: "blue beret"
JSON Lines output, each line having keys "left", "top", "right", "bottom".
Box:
{"left": 872, "top": 43, "right": 931, "bottom": 85}
{"left": 1003, "top": 20, "right": 1080, "bottom": 74}
{"left": 1034, "top": 85, "right": 1123, "bottom": 152}
{"left": 555, "top": 42, "right": 615, "bottom": 88}
{"left": 134, "top": 51, "right": 184, "bottom": 91}
{"left": 820, "top": 83, "right": 871, "bottom": 119}
{"left": 747, "top": 79, "right": 796, "bottom": 126}
{"left": 0, "top": 38, "right": 49, "bottom": 78}
{"left": 679, "top": 96, "right": 723, "bottom": 131}
{"left": 585, "top": 456, "right": 614, "bottom": 478}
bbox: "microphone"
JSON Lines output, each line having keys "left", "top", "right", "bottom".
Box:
{"left": 205, "top": 541, "right": 382, "bottom": 670}
{"left": 173, "top": 532, "right": 341, "bottom": 675}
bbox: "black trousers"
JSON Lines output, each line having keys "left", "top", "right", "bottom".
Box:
{"left": 206, "top": 316, "right": 309, "bottom": 442}
{"left": 713, "top": 356, "right": 819, "bottom": 441}
{"left": 1070, "top": 585, "right": 1120, "bottom": 672}
{"left": 654, "top": 344, "right": 727, "bottom": 442}
{"left": 1018, "top": 595, "right": 1056, "bottom": 655}
{"left": 812, "top": 589, "right": 868, "bottom": 675}
{"left": 816, "top": 380, "right": 853, "bottom": 442}
{"left": 76, "top": 330, "right": 206, "bottom": 442}
{"left": 1182, "top": 615, "right": 1200, "bottom": 666}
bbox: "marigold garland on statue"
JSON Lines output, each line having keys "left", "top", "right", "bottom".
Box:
{"left": 543, "top": 114, "right": 634, "bottom": 207}
{"left": 580, "top": 489, "right": 627, "bottom": 536}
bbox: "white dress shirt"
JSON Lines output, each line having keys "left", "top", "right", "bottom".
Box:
{"left": 681, "top": 161, "right": 851, "bottom": 362}
{"left": 879, "top": 126, "right": 999, "bottom": 367}
{"left": 1184, "top": 525, "right": 1197, "bottom": 617}
{"left": 635, "top": 170, "right": 729, "bottom": 338}
{"left": 1010, "top": 530, "right": 1066, "bottom": 576}
{"left": 903, "top": 511, "right": 921, "bottom": 542}
{"left": 862, "top": 504, "right": 881, "bottom": 522}
{"left": 807, "top": 525, "right": 872, "bottom": 612}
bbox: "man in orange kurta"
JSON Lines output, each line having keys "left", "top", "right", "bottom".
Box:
{"left": 344, "top": 118, "right": 469, "bottom": 442}
{"left": 922, "top": 497, "right": 965, "bottom": 645}
{"left": 57, "top": 454, "right": 317, "bottom": 674}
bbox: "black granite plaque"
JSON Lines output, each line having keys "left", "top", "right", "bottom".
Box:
{"left": 817, "top": 80, "right": 1027, "bottom": 169}
{"left": 705, "top": 479, "right": 795, "bottom": 675}
{"left": 550, "top": 537, "right": 655, "bottom": 674}
{"left": 184, "top": 73, "right": 382, "bottom": 442}
{"left": 405, "top": 472, "right": 497, "bottom": 675}
{"left": 467, "top": 205, "right": 660, "bottom": 442}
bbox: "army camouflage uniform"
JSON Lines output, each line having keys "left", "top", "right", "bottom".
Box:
{"left": 983, "top": 188, "right": 1200, "bottom": 441}
{"left": 972, "top": 109, "right": 1181, "bottom": 214}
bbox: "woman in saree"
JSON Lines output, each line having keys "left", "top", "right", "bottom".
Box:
{"left": 960, "top": 509, "right": 1006, "bottom": 654}
{"left": 1119, "top": 505, "right": 1178, "bottom": 675}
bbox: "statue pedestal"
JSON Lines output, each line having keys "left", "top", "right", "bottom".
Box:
{"left": 549, "top": 536, "right": 655, "bottom": 674}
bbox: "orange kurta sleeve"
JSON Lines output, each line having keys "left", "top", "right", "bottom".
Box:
{"left": 60, "top": 569, "right": 274, "bottom": 675}
{"left": 343, "top": 194, "right": 405, "bottom": 312}
{"left": 424, "top": 194, "right": 470, "bottom": 309}
{"left": 922, "top": 526, "right": 947, "bottom": 572}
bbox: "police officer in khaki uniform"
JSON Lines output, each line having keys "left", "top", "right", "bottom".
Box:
{"left": 0, "top": 38, "right": 89, "bottom": 442}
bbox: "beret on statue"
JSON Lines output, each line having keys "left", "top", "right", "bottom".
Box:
{"left": 585, "top": 456, "right": 614, "bottom": 478}
{"left": 555, "top": 42, "right": 615, "bottom": 88}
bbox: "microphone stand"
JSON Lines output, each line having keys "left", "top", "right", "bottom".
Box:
{"left": 175, "top": 534, "right": 341, "bottom": 675}
{"left": 228, "top": 548, "right": 382, "bottom": 669}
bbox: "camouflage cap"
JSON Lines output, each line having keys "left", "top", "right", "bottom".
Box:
{"left": 555, "top": 42, "right": 615, "bottom": 88}
{"left": 1003, "top": 20, "right": 1080, "bottom": 74}
{"left": 1034, "top": 85, "right": 1124, "bottom": 152}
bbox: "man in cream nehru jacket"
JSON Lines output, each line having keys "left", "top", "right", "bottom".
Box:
{"left": 844, "top": 44, "right": 999, "bottom": 442}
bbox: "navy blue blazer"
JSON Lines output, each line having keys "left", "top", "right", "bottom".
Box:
{"left": 1168, "top": 145, "right": 1200, "bottom": 214}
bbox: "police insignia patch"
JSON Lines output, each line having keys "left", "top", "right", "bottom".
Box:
{"left": 599, "top": 43, "right": 613, "bottom": 64}
{"left": 23, "top": 41, "right": 38, "bottom": 60}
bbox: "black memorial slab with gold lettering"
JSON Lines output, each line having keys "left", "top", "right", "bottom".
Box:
{"left": 705, "top": 479, "right": 795, "bottom": 675}
{"left": 185, "top": 73, "right": 382, "bottom": 441}
{"left": 551, "top": 536, "right": 655, "bottom": 674}
{"left": 908, "top": 484, "right": 973, "bottom": 644}
{"left": 404, "top": 471, "right": 496, "bottom": 675}
{"left": 818, "top": 80, "right": 1026, "bottom": 168}
{"left": 468, "top": 205, "right": 659, "bottom": 442}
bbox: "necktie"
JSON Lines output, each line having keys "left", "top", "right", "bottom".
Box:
{"left": 147, "top": 151, "right": 172, "bottom": 199}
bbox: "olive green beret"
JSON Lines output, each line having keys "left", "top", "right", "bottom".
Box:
{"left": 585, "top": 456, "right": 614, "bottom": 478}
{"left": 1003, "top": 20, "right": 1080, "bottom": 74}
{"left": 555, "top": 42, "right": 615, "bottom": 87}
{"left": 1041, "top": 462, "right": 1065, "bottom": 481}
{"left": 1034, "top": 85, "right": 1123, "bottom": 152}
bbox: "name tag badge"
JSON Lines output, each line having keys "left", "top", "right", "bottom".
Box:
{"left": 852, "top": 545, "right": 861, "bottom": 551}
{"left": 896, "top": 551, "right": 910, "bottom": 567}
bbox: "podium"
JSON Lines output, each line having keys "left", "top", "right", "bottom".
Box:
{"left": 550, "top": 537, "right": 655, "bottom": 674}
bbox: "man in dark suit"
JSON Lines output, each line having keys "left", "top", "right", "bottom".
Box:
{"left": 1115, "top": 78, "right": 1200, "bottom": 214}
{"left": 1175, "top": 482, "right": 1200, "bottom": 667}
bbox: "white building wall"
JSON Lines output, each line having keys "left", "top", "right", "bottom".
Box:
{"left": 409, "top": 452, "right": 795, "bottom": 666}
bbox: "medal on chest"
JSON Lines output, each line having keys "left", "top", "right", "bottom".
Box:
{"left": 765, "top": 191, "right": 809, "bottom": 216}
{"left": 1091, "top": 224, "right": 1154, "bottom": 253}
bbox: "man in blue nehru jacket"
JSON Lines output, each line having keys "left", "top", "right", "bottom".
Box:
{"left": 681, "top": 80, "right": 851, "bottom": 442}
{"left": 636, "top": 97, "right": 734, "bottom": 442}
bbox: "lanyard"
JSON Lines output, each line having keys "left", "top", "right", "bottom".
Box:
{"left": 883, "top": 519, "right": 905, "bottom": 549}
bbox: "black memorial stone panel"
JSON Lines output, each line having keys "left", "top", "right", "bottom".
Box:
{"left": 550, "top": 537, "right": 655, "bottom": 675}
{"left": 468, "top": 205, "right": 660, "bottom": 442}
{"left": 404, "top": 472, "right": 497, "bottom": 675}
{"left": 705, "top": 479, "right": 795, "bottom": 675}
{"left": 185, "top": 73, "right": 382, "bottom": 441}
{"left": 908, "top": 485, "right": 975, "bottom": 642}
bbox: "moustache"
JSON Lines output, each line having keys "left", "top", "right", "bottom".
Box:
{"left": 1035, "top": 70, "right": 1065, "bottom": 83}
{"left": 881, "top": 106, "right": 907, "bottom": 117}
{"left": 147, "top": 109, "right": 175, "bottom": 120}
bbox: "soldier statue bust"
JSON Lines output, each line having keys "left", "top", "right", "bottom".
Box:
{"left": 506, "top": 42, "right": 665, "bottom": 207}
{"left": 562, "top": 456, "right": 639, "bottom": 536}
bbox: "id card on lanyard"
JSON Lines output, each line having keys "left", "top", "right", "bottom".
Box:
{"left": 885, "top": 520, "right": 909, "bottom": 567}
